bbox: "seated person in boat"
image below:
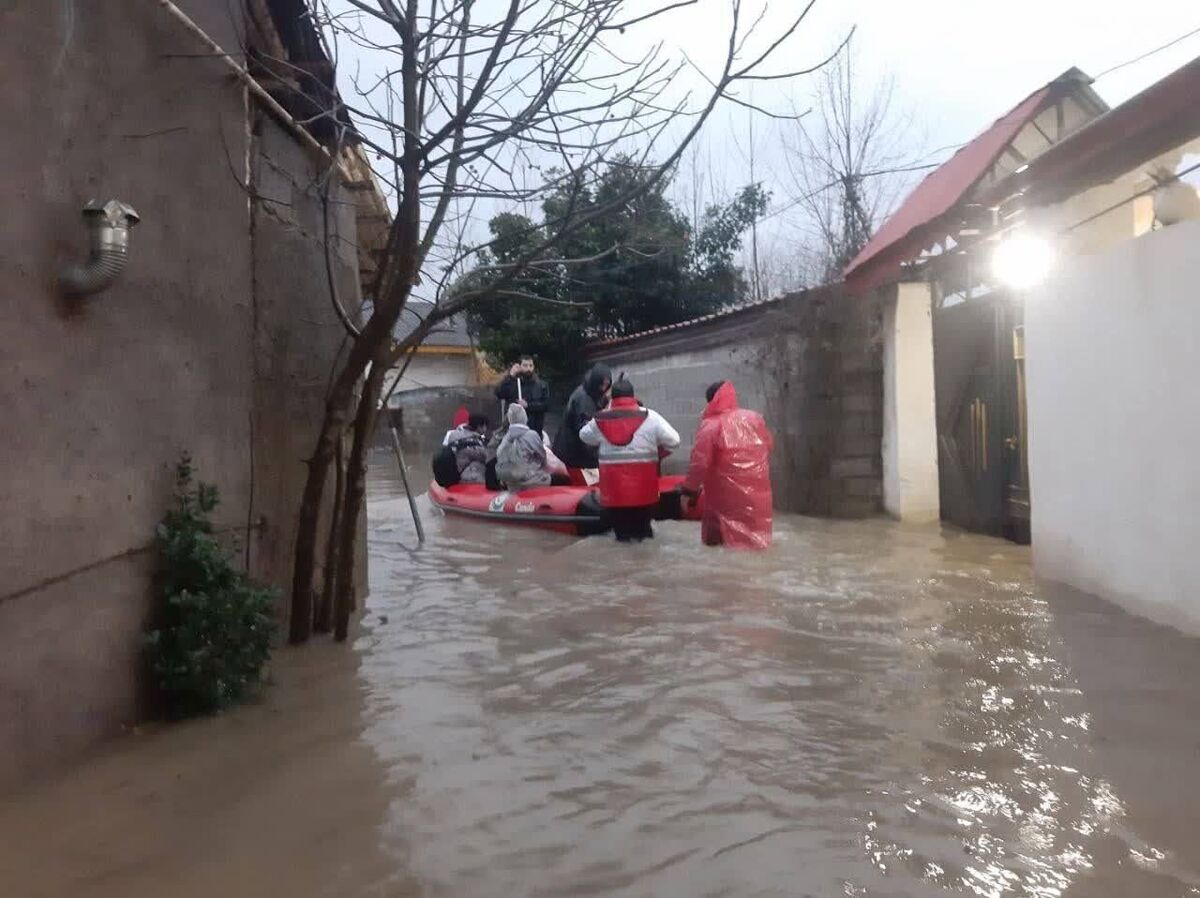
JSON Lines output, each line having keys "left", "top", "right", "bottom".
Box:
{"left": 433, "top": 413, "right": 490, "bottom": 486}
{"left": 579, "top": 378, "right": 680, "bottom": 542}
{"left": 441, "top": 405, "right": 470, "bottom": 445}
{"left": 495, "top": 404, "right": 571, "bottom": 490}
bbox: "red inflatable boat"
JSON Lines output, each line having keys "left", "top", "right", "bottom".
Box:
{"left": 429, "top": 475, "right": 701, "bottom": 536}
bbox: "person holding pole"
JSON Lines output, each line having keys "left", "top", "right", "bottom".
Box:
{"left": 495, "top": 355, "right": 549, "bottom": 436}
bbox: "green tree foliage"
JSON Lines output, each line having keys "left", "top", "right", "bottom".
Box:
{"left": 692, "top": 184, "right": 772, "bottom": 307}
{"left": 146, "top": 455, "right": 275, "bottom": 717}
{"left": 466, "top": 162, "right": 768, "bottom": 380}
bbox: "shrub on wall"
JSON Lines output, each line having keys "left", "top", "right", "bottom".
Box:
{"left": 146, "top": 454, "right": 275, "bottom": 717}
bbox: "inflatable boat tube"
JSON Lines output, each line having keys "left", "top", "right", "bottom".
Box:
{"left": 429, "top": 475, "right": 701, "bottom": 536}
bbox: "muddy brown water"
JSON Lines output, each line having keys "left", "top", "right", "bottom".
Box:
{"left": 3, "top": 460, "right": 1200, "bottom": 897}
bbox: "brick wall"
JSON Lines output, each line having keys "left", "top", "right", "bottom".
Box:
{"left": 586, "top": 286, "right": 884, "bottom": 517}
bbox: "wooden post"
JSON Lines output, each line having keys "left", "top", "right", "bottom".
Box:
{"left": 390, "top": 425, "right": 425, "bottom": 543}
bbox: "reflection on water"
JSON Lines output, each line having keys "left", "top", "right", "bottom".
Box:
{"left": 3, "top": 461, "right": 1199, "bottom": 897}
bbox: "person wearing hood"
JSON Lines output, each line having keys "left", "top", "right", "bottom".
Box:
{"left": 442, "top": 405, "right": 472, "bottom": 446}
{"left": 552, "top": 362, "right": 612, "bottom": 477}
{"left": 680, "top": 380, "right": 774, "bottom": 549}
{"left": 495, "top": 355, "right": 550, "bottom": 436}
{"left": 580, "top": 379, "right": 679, "bottom": 542}
{"left": 495, "top": 404, "right": 570, "bottom": 491}
{"left": 436, "top": 412, "right": 487, "bottom": 485}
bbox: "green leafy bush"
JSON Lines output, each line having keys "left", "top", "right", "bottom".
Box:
{"left": 146, "top": 454, "right": 275, "bottom": 717}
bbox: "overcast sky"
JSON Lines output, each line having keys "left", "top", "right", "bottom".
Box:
{"left": 659, "top": 1, "right": 1200, "bottom": 286}
{"left": 631, "top": 0, "right": 1199, "bottom": 145}
{"left": 332, "top": 1, "right": 1200, "bottom": 292}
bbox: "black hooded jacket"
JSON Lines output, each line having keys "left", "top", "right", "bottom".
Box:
{"left": 552, "top": 363, "right": 612, "bottom": 469}
{"left": 495, "top": 372, "right": 549, "bottom": 435}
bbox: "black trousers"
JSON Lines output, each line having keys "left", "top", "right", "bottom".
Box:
{"left": 608, "top": 505, "right": 655, "bottom": 542}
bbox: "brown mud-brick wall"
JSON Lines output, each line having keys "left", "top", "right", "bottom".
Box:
{"left": 0, "top": 0, "right": 367, "bottom": 790}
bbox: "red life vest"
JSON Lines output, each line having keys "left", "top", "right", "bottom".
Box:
{"left": 594, "top": 397, "right": 658, "bottom": 508}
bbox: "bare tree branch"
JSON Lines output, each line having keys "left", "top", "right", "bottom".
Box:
{"left": 288, "top": 0, "right": 838, "bottom": 643}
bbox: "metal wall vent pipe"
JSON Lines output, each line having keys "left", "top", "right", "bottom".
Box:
{"left": 59, "top": 200, "right": 141, "bottom": 296}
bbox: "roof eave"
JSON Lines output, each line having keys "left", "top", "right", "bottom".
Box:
{"left": 844, "top": 68, "right": 1099, "bottom": 292}
{"left": 980, "top": 54, "right": 1200, "bottom": 211}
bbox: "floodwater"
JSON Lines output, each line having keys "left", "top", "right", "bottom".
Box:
{"left": 4, "top": 461, "right": 1200, "bottom": 898}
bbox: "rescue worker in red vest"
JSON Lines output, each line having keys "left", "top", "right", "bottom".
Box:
{"left": 579, "top": 379, "right": 680, "bottom": 542}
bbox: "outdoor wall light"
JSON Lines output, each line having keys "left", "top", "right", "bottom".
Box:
{"left": 991, "top": 232, "right": 1055, "bottom": 290}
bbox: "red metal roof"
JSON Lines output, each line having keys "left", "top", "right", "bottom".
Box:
{"left": 843, "top": 85, "right": 1054, "bottom": 292}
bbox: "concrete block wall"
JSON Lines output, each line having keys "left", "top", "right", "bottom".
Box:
{"left": 605, "top": 346, "right": 760, "bottom": 473}
{"left": 588, "top": 287, "right": 884, "bottom": 517}
{"left": 382, "top": 385, "right": 498, "bottom": 457}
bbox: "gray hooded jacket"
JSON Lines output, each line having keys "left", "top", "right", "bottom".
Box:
{"left": 495, "top": 406, "right": 551, "bottom": 489}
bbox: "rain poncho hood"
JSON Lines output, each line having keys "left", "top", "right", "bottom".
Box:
{"left": 683, "top": 381, "right": 774, "bottom": 549}
{"left": 703, "top": 381, "right": 739, "bottom": 417}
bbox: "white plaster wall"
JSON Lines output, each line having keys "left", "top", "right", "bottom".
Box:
{"left": 1027, "top": 218, "right": 1200, "bottom": 634}
{"left": 882, "top": 283, "right": 941, "bottom": 522}
{"left": 389, "top": 353, "right": 477, "bottom": 393}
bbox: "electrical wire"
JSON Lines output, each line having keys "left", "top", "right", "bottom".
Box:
{"left": 1064, "top": 157, "right": 1200, "bottom": 232}
{"left": 759, "top": 159, "right": 944, "bottom": 223}
{"left": 1093, "top": 24, "right": 1200, "bottom": 80}
{"left": 771, "top": 27, "right": 1200, "bottom": 225}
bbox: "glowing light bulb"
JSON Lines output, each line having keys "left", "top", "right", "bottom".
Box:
{"left": 991, "top": 233, "right": 1055, "bottom": 290}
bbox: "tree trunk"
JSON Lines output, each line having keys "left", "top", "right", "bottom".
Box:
{"left": 333, "top": 358, "right": 389, "bottom": 641}
{"left": 289, "top": 311, "right": 398, "bottom": 644}
{"left": 314, "top": 432, "right": 346, "bottom": 634}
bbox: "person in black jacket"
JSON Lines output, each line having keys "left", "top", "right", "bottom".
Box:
{"left": 495, "top": 355, "right": 550, "bottom": 435}
{"left": 552, "top": 362, "right": 612, "bottom": 472}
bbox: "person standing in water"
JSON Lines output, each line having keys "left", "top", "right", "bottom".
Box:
{"left": 680, "top": 380, "right": 774, "bottom": 549}
{"left": 579, "top": 379, "right": 679, "bottom": 542}
{"left": 552, "top": 362, "right": 612, "bottom": 482}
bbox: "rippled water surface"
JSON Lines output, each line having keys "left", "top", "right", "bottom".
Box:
{"left": 4, "top": 462, "right": 1200, "bottom": 897}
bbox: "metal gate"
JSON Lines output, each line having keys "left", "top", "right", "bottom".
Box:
{"left": 932, "top": 293, "right": 1030, "bottom": 543}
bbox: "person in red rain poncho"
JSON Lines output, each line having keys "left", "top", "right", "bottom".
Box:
{"left": 680, "top": 380, "right": 774, "bottom": 549}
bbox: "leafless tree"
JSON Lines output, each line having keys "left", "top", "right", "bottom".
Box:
{"left": 781, "top": 43, "right": 922, "bottom": 283}
{"left": 281, "top": 0, "right": 842, "bottom": 642}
